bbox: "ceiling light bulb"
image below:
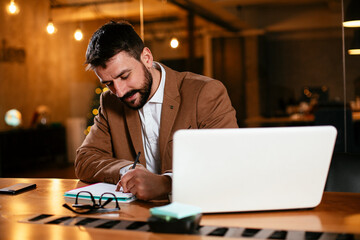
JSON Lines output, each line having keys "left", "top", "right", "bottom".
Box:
{"left": 170, "top": 37, "right": 179, "bottom": 49}
{"left": 343, "top": 20, "right": 360, "bottom": 28}
{"left": 348, "top": 49, "right": 360, "bottom": 55}
{"left": 74, "top": 29, "right": 83, "bottom": 41}
{"left": 46, "top": 22, "right": 56, "bottom": 34}
{"left": 7, "top": 0, "right": 19, "bottom": 15}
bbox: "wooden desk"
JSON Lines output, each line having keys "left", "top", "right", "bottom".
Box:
{"left": 1, "top": 178, "right": 360, "bottom": 239}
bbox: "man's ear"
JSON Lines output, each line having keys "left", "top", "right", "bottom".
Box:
{"left": 140, "top": 47, "right": 153, "bottom": 68}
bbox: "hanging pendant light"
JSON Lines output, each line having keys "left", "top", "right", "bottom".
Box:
{"left": 170, "top": 37, "right": 179, "bottom": 49}
{"left": 74, "top": 28, "right": 83, "bottom": 41}
{"left": 7, "top": 0, "right": 19, "bottom": 15}
{"left": 348, "top": 29, "right": 360, "bottom": 55}
{"left": 343, "top": 0, "right": 360, "bottom": 27}
{"left": 46, "top": 19, "right": 56, "bottom": 35}
{"left": 46, "top": 5, "right": 56, "bottom": 35}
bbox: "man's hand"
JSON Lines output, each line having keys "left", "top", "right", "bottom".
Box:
{"left": 116, "top": 165, "right": 171, "bottom": 201}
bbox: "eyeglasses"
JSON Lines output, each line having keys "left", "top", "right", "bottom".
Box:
{"left": 62, "top": 191, "right": 120, "bottom": 214}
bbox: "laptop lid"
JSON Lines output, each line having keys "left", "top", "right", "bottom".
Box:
{"left": 172, "top": 126, "right": 337, "bottom": 213}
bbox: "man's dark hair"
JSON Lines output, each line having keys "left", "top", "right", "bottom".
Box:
{"left": 85, "top": 21, "right": 144, "bottom": 69}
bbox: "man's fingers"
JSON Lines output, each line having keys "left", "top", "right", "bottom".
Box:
{"left": 134, "top": 164, "right": 145, "bottom": 169}
{"left": 115, "top": 181, "right": 121, "bottom": 191}
{"left": 127, "top": 183, "right": 137, "bottom": 196}
{"left": 120, "top": 170, "right": 136, "bottom": 193}
{"left": 124, "top": 178, "right": 136, "bottom": 193}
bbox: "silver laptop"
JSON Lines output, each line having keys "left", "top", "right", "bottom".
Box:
{"left": 172, "top": 126, "right": 337, "bottom": 213}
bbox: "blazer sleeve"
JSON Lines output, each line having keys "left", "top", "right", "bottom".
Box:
{"left": 74, "top": 94, "right": 133, "bottom": 184}
{"left": 196, "top": 80, "right": 238, "bottom": 129}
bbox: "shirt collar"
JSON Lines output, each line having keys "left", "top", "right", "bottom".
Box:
{"left": 148, "top": 62, "right": 165, "bottom": 104}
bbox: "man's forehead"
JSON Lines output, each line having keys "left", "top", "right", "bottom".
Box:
{"left": 95, "top": 62, "right": 133, "bottom": 81}
{"left": 106, "top": 52, "right": 137, "bottom": 69}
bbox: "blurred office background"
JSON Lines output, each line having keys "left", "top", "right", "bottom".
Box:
{"left": 0, "top": 0, "right": 360, "bottom": 186}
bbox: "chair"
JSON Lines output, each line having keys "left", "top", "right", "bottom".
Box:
{"left": 314, "top": 104, "right": 354, "bottom": 153}
{"left": 325, "top": 153, "right": 360, "bottom": 193}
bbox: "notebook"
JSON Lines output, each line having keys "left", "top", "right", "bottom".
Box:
{"left": 172, "top": 126, "right": 337, "bottom": 213}
{"left": 64, "top": 182, "right": 136, "bottom": 203}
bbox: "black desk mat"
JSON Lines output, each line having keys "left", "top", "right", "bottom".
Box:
{"left": 19, "top": 214, "right": 360, "bottom": 240}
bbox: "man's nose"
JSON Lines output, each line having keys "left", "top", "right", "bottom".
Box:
{"left": 113, "top": 80, "right": 127, "bottom": 98}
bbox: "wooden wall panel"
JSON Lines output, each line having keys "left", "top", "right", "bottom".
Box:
{"left": 0, "top": 1, "right": 101, "bottom": 131}
{"left": 212, "top": 37, "right": 246, "bottom": 126}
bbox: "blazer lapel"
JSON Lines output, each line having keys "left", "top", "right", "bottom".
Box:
{"left": 159, "top": 65, "right": 181, "bottom": 169}
{"left": 124, "top": 107, "right": 146, "bottom": 167}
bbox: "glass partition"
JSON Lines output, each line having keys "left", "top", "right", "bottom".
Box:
{"left": 341, "top": 0, "right": 360, "bottom": 154}
{"left": 209, "top": 0, "right": 360, "bottom": 154}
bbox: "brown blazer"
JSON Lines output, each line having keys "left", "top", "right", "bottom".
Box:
{"left": 75, "top": 64, "right": 238, "bottom": 184}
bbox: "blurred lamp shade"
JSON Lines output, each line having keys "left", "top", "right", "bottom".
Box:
{"left": 343, "top": 0, "right": 360, "bottom": 27}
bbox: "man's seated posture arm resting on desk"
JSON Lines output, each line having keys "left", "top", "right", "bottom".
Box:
{"left": 75, "top": 21, "right": 238, "bottom": 201}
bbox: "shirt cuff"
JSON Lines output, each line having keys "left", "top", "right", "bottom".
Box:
{"left": 162, "top": 172, "right": 173, "bottom": 180}
{"left": 119, "top": 164, "right": 133, "bottom": 177}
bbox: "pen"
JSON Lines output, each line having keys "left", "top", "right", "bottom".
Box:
{"left": 132, "top": 152, "right": 141, "bottom": 169}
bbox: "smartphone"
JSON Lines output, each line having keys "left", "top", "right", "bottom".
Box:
{"left": 0, "top": 183, "right": 36, "bottom": 194}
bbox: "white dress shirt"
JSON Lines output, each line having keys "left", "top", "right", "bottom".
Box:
{"left": 119, "top": 62, "right": 166, "bottom": 175}
{"left": 138, "top": 63, "right": 165, "bottom": 173}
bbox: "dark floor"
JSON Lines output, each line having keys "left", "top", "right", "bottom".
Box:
{"left": 7, "top": 164, "right": 77, "bottom": 179}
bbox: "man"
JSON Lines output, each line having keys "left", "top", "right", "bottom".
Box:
{"left": 75, "top": 21, "right": 238, "bottom": 201}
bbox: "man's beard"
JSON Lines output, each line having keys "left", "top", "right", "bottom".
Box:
{"left": 119, "top": 63, "right": 153, "bottom": 110}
